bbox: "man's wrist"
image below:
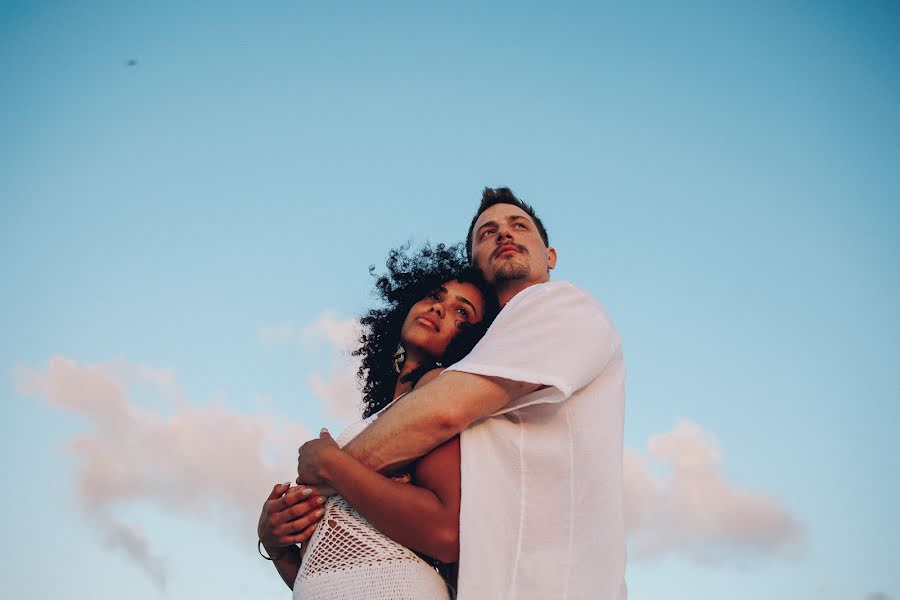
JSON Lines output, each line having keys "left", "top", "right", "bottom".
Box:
{"left": 341, "top": 438, "right": 384, "bottom": 472}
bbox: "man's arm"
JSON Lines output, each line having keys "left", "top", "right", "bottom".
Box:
{"left": 297, "top": 370, "right": 541, "bottom": 483}
{"left": 344, "top": 371, "right": 541, "bottom": 473}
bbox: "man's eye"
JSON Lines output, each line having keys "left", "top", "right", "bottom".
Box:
{"left": 481, "top": 229, "right": 495, "bottom": 238}
{"left": 514, "top": 222, "right": 527, "bottom": 229}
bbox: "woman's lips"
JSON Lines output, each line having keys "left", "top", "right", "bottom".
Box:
{"left": 416, "top": 315, "right": 440, "bottom": 331}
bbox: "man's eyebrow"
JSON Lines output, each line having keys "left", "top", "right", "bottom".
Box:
{"left": 478, "top": 215, "right": 529, "bottom": 232}
{"left": 476, "top": 220, "right": 498, "bottom": 234}
{"left": 455, "top": 295, "right": 478, "bottom": 317}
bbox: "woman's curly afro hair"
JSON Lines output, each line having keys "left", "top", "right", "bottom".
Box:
{"left": 354, "top": 242, "right": 499, "bottom": 418}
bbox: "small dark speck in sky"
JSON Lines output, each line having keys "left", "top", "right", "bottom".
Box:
{"left": 126, "top": 59, "right": 138, "bottom": 67}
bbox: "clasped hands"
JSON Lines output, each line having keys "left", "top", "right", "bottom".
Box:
{"left": 256, "top": 428, "right": 340, "bottom": 555}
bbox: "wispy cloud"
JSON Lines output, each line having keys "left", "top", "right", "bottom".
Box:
{"left": 624, "top": 421, "right": 806, "bottom": 564}
{"left": 257, "top": 311, "right": 360, "bottom": 352}
{"left": 302, "top": 312, "right": 364, "bottom": 423}
{"left": 302, "top": 311, "right": 361, "bottom": 353}
{"left": 256, "top": 312, "right": 365, "bottom": 422}
{"left": 16, "top": 354, "right": 804, "bottom": 583}
{"left": 15, "top": 357, "right": 309, "bottom": 587}
{"left": 99, "top": 514, "right": 167, "bottom": 588}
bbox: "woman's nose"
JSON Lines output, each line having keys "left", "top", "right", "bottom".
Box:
{"left": 430, "top": 304, "right": 445, "bottom": 318}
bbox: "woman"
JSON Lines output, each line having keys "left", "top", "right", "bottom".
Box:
{"left": 258, "top": 242, "right": 497, "bottom": 599}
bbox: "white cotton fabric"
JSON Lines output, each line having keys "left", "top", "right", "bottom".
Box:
{"left": 445, "top": 280, "right": 627, "bottom": 600}
{"left": 293, "top": 414, "right": 450, "bottom": 600}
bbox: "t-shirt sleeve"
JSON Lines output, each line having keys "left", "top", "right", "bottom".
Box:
{"left": 444, "top": 281, "right": 621, "bottom": 415}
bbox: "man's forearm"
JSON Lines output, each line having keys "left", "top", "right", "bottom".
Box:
{"left": 341, "top": 370, "right": 534, "bottom": 472}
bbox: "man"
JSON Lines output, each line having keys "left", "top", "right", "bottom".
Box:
{"left": 261, "top": 188, "right": 626, "bottom": 598}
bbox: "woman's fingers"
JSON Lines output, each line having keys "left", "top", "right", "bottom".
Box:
{"left": 272, "top": 496, "right": 326, "bottom": 531}
{"left": 297, "top": 484, "right": 337, "bottom": 499}
{"left": 284, "top": 518, "right": 324, "bottom": 544}
{"left": 259, "top": 484, "right": 297, "bottom": 547}
{"left": 275, "top": 502, "right": 327, "bottom": 541}
{"left": 266, "top": 482, "right": 291, "bottom": 501}
{"left": 266, "top": 486, "right": 314, "bottom": 514}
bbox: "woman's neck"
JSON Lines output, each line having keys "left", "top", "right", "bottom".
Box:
{"left": 392, "top": 353, "right": 427, "bottom": 400}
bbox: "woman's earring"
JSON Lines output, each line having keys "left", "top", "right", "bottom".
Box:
{"left": 392, "top": 344, "right": 406, "bottom": 374}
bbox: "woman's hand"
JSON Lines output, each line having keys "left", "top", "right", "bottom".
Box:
{"left": 257, "top": 482, "right": 329, "bottom": 553}
{"left": 296, "top": 428, "right": 342, "bottom": 485}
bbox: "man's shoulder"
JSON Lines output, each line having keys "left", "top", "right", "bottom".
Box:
{"left": 506, "top": 280, "right": 606, "bottom": 313}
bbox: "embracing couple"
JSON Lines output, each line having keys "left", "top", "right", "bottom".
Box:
{"left": 257, "top": 188, "right": 627, "bottom": 599}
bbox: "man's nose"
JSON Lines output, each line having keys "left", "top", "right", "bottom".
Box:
{"left": 496, "top": 226, "right": 514, "bottom": 241}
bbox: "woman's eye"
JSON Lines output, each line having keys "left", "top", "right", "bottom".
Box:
{"left": 456, "top": 307, "right": 469, "bottom": 318}
{"left": 429, "top": 293, "right": 440, "bottom": 301}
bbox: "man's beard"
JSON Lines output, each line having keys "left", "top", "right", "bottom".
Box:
{"left": 492, "top": 260, "right": 531, "bottom": 283}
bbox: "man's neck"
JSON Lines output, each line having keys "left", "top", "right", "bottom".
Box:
{"left": 496, "top": 277, "right": 548, "bottom": 307}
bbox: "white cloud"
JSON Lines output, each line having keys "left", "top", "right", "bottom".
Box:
{"left": 624, "top": 421, "right": 806, "bottom": 564}
{"left": 302, "top": 311, "right": 361, "bottom": 353}
{"left": 309, "top": 363, "right": 364, "bottom": 423}
{"left": 302, "top": 312, "right": 364, "bottom": 423}
{"left": 257, "top": 312, "right": 360, "bottom": 352}
{"left": 17, "top": 354, "right": 805, "bottom": 582}
{"left": 256, "top": 312, "right": 365, "bottom": 422}
{"left": 15, "top": 357, "right": 309, "bottom": 587}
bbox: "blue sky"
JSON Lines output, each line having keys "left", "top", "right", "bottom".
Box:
{"left": 2, "top": 1, "right": 898, "bottom": 599}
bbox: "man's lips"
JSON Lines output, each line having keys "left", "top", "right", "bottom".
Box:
{"left": 493, "top": 244, "right": 524, "bottom": 259}
{"left": 416, "top": 313, "right": 441, "bottom": 332}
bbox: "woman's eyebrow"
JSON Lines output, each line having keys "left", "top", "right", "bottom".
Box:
{"left": 455, "top": 296, "right": 478, "bottom": 317}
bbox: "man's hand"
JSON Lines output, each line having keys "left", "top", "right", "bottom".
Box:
{"left": 257, "top": 483, "right": 329, "bottom": 553}
{"left": 296, "top": 428, "right": 341, "bottom": 485}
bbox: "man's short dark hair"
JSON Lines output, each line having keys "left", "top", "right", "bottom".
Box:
{"left": 466, "top": 187, "right": 550, "bottom": 263}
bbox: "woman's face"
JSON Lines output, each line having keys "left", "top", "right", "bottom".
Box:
{"left": 399, "top": 279, "right": 486, "bottom": 361}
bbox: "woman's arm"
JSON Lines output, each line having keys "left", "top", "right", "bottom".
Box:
{"left": 267, "top": 546, "right": 302, "bottom": 590}
{"left": 257, "top": 483, "right": 328, "bottom": 589}
{"left": 309, "top": 433, "right": 460, "bottom": 563}
{"left": 298, "top": 369, "right": 461, "bottom": 563}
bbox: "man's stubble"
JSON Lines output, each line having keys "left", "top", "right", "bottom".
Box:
{"left": 492, "top": 259, "right": 531, "bottom": 283}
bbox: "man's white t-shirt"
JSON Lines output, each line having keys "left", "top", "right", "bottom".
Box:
{"left": 445, "top": 280, "right": 627, "bottom": 600}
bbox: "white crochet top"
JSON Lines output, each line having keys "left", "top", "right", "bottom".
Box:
{"left": 293, "top": 410, "right": 450, "bottom": 600}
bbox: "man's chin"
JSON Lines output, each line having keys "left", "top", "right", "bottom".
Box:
{"left": 492, "top": 263, "right": 531, "bottom": 283}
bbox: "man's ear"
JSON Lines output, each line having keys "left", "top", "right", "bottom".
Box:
{"left": 547, "top": 247, "right": 557, "bottom": 270}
